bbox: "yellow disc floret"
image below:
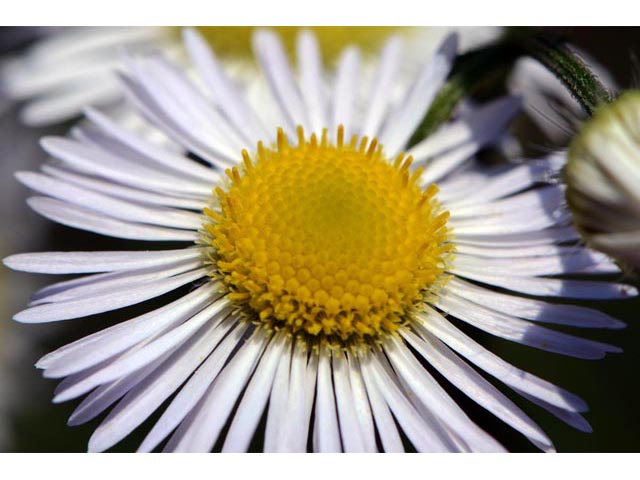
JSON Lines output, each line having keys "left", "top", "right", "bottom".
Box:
{"left": 202, "top": 126, "right": 452, "bottom": 346}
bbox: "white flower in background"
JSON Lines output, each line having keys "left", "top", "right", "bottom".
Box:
{"left": 0, "top": 27, "right": 177, "bottom": 126}
{"left": 509, "top": 50, "right": 617, "bottom": 144}
{"left": 4, "top": 28, "right": 634, "bottom": 453}
{"left": 0, "top": 26, "right": 501, "bottom": 127}
{"left": 566, "top": 90, "right": 640, "bottom": 271}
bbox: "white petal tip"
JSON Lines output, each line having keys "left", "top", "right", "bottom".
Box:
{"left": 182, "top": 27, "right": 201, "bottom": 44}
{"left": 439, "top": 32, "right": 459, "bottom": 58}
{"left": 610, "top": 320, "right": 627, "bottom": 329}
{"left": 67, "top": 417, "right": 82, "bottom": 427}
{"left": 52, "top": 394, "right": 69, "bottom": 404}
{"left": 13, "top": 309, "right": 37, "bottom": 323}
{"left": 34, "top": 358, "right": 49, "bottom": 369}
{"left": 3, "top": 254, "right": 21, "bottom": 271}
{"left": 87, "top": 434, "right": 110, "bottom": 454}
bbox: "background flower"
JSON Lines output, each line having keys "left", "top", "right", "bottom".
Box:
{"left": 0, "top": 26, "right": 501, "bottom": 127}
{"left": 566, "top": 90, "right": 640, "bottom": 272}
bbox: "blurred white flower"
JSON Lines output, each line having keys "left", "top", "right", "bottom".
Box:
{"left": 1, "top": 26, "right": 501, "bottom": 127}
{"left": 566, "top": 90, "right": 640, "bottom": 271}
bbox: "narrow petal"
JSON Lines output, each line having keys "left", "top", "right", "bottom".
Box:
{"left": 138, "top": 322, "right": 255, "bottom": 452}
{"left": 14, "top": 267, "right": 206, "bottom": 323}
{"left": 417, "top": 308, "right": 588, "bottom": 412}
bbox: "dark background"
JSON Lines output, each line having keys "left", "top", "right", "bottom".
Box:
{"left": 0, "top": 26, "right": 639, "bottom": 453}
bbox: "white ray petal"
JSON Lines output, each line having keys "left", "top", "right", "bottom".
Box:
{"left": 444, "top": 278, "right": 625, "bottom": 329}
{"left": 138, "top": 322, "right": 253, "bottom": 452}
{"left": 14, "top": 267, "right": 206, "bottom": 323}
{"left": 117, "top": 71, "right": 237, "bottom": 168}
{"left": 449, "top": 185, "right": 565, "bottom": 219}
{"left": 27, "top": 196, "right": 198, "bottom": 242}
{"left": 330, "top": 47, "right": 360, "bottom": 138}
{"left": 402, "top": 329, "right": 553, "bottom": 450}
{"left": 453, "top": 243, "right": 586, "bottom": 259}
{"left": 253, "top": 29, "right": 309, "bottom": 132}
{"left": 360, "top": 353, "right": 453, "bottom": 452}
{"left": 42, "top": 164, "right": 208, "bottom": 210}
{"left": 125, "top": 55, "right": 246, "bottom": 159}
{"left": 384, "top": 338, "right": 501, "bottom": 452}
{"left": 297, "top": 30, "right": 327, "bottom": 134}
{"left": 169, "top": 329, "right": 269, "bottom": 453}
{"left": 444, "top": 154, "right": 565, "bottom": 206}
{"left": 31, "top": 259, "right": 203, "bottom": 305}
{"left": 68, "top": 350, "right": 172, "bottom": 426}
{"left": 37, "top": 283, "right": 217, "bottom": 371}
{"left": 360, "top": 36, "right": 401, "bottom": 138}
{"left": 436, "top": 294, "right": 620, "bottom": 359}
{"left": 46, "top": 298, "right": 231, "bottom": 384}
{"left": 449, "top": 209, "right": 569, "bottom": 235}
{"left": 452, "top": 250, "right": 615, "bottom": 277}
{"left": 453, "top": 225, "right": 580, "bottom": 247}
{"left": 4, "top": 248, "right": 201, "bottom": 275}
{"left": 332, "top": 350, "right": 367, "bottom": 452}
{"left": 417, "top": 308, "right": 588, "bottom": 412}
{"left": 409, "top": 96, "right": 521, "bottom": 165}
{"left": 20, "top": 78, "right": 122, "bottom": 126}
{"left": 41, "top": 136, "right": 212, "bottom": 196}
{"left": 222, "top": 332, "right": 287, "bottom": 452}
{"left": 52, "top": 333, "right": 163, "bottom": 403}
{"left": 518, "top": 392, "right": 592, "bottom": 433}
{"left": 450, "top": 269, "right": 637, "bottom": 299}
{"left": 303, "top": 350, "right": 319, "bottom": 438}
{"left": 313, "top": 344, "right": 341, "bottom": 452}
{"left": 346, "top": 353, "right": 377, "bottom": 452}
{"left": 27, "top": 27, "right": 167, "bottom": 64}
{"left": 264, "top": 337, "right": 293, "bottom": 452}
{"left": 84, "top": 107, "right": 221, "bottom": 183}
{"left": 379, "top": 34, "right": 458, "bottom": 155}
{"left": 19, "top": 171, "right": 202, "bottom": 230}
{"left": 87, "top": 315, "right": 238, "bottom": 453}
{"left": 183, "top": 28, "right": 269, "bottom": 144}
{"left": 277, "top": 340, "right": 311, "bottom": 452}
{"left": 352, "top": 354, "right": 403, "bottom": 452}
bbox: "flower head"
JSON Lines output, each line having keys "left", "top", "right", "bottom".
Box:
{"left": 566, "top": 90, "right": 640, "bottom": 271}
{"left": 4, "top": 28, "right": 634, "bottom": 453}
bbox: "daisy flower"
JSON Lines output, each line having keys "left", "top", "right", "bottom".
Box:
{"left": 566, "top": 90, "right": 640, "bottom": 271}
{"left": 4, "top": 28, "right": 635, "bottom": 453}
{"left": 0, "top": 27, "right": 176, "bottom": 126}
{"left": 0, "top": 26, "right": 500, "bottom": 127}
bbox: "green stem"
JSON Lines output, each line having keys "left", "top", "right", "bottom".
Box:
{"left": 517, "top": 34, "right": 613, "bottom": 116}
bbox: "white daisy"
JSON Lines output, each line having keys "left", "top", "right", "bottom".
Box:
{"left": 0, "top": 27, "right": 177, "bottom": 126}
{"left": 1, "top": 26, "right": 501, "bottom": 127}
{"left": 4, "top": 28, "right": 635, "bottom": 453}
{"left": 566, "top": 90, "right": 640, "bottom": 271}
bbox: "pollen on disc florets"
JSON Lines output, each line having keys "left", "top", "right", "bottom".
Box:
{"left": 202, "top": 126, "right": 453, "bottom": 346}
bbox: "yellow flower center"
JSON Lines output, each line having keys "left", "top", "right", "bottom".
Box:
{"left": 202, "top": 127, "right": 452, "bottom": 346}
{"left": 192, "top": 26, "right": 413, "bottom": 61}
